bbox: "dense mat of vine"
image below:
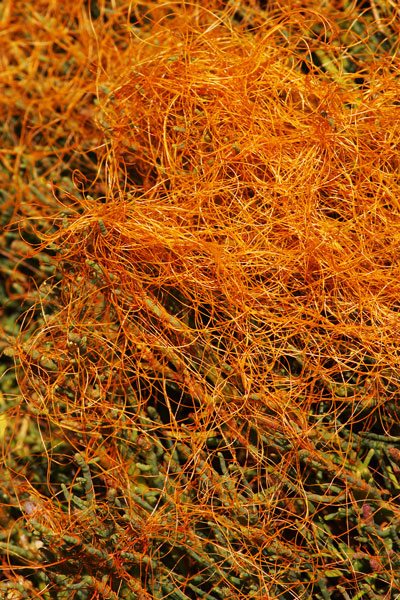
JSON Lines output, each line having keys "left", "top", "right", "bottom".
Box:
{"left": 1, "top": 1, "right": 400, "bottom": 598}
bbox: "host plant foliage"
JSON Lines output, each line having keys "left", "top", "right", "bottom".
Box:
{"left": 1, "top": 0, "right": 400, "bottom": 598}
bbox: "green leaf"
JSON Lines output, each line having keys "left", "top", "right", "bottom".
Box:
{"left": 324, "top": 569, "right": 342, "bottom": 578}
